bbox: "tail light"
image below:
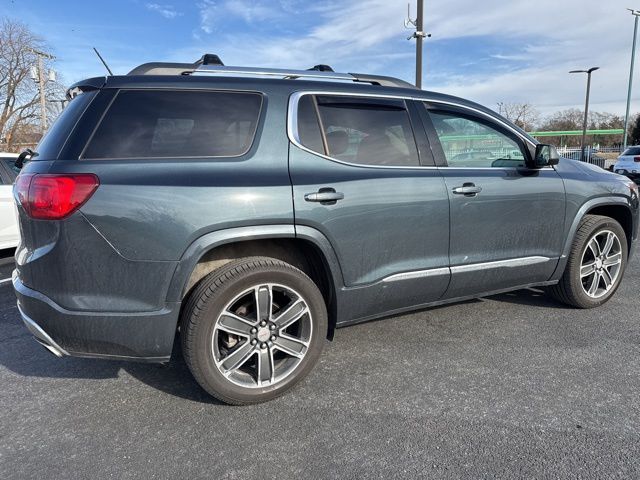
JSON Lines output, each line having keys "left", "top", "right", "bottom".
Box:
{"left": 14, "top": 173, "right": 99, "bottom": 220}
{"left": 634, "top": 156, "right": 640, "bottom": 162}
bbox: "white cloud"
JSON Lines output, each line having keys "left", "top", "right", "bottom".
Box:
{"left": 145, "top": 3, "right": 182, "bottom": 20}
{"left": 190, "top": 0, "right": 407, "bottom": 68}
{"left": 136, "top": 0, "right": 640, "bottom": 115}
{"left": 414, "top": 0, "right": 634, "bottom": 114}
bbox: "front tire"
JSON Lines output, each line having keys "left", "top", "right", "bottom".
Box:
{"left": 548, "top": 215, "right": 628, "bottom": 308}
{"left": 181, "top": 257, "right": 327, "bottom": 405}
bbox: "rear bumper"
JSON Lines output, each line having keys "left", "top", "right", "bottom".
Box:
{"left": 614, "top": 168, "right": 640, "bottom": 179}
{"left": 13, "top": 271, "right": 180, "bottom": 362}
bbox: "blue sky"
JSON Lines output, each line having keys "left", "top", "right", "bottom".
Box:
{"left": 1, "top": 0, "right": 636, "bottom": 116}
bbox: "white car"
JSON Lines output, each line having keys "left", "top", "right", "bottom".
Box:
{"left": 0, "top": 153, "right": 20, "bottom": 249}
{"left": 613, "top": 146, "right": 640, "bottom": 182}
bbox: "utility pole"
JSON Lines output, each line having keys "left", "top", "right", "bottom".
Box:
{"left": 405, "top": 1, "right": 431, "bottom": 89}
{"left": 415, "top": 0, "right": 424, "bottom": 88}
{"left": 570, "top": 67, "right": 599, "bottom": 162}
{"left": 624, "top": 9, "right": 640, "bottom": 150}
{"left": 30, "top": 49, "right": 55, "bottom": 132}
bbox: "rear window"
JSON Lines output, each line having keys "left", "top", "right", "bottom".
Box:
{"left": 34, "top": 91, "right": 97, "bottom": 160}
{"left": 622, "top": 147, "right": 640, "bottom": 156}
{"left": 82, "top": 90, "right": 263, "bottom": 159}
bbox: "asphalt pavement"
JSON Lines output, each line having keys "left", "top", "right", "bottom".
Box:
{"left": 1, "top": 252, "right": 639, "bottom": 479}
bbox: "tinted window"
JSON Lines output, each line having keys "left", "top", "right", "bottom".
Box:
{"left": 622, "top": 147, "right": 640, "bottom": 156}
{"left": 83, "top": 90, "right": 262, "bottom": 159}
{"left": 297, "top": 95, "right": 419, "bottom": 167}
{"left": 1, "top": 158, "right": 19, "bottom": 181}
{"left": 297, "top": 95, "right": 325, "bottom": 154}
{"left": 428, "top": 110, "right": 526, "bottom": 168}
{"left": 34, "top": 91, "right": 96, "bottom": 160}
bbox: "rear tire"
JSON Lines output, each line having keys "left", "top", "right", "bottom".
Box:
{"left": 181, "top": 257, "right": 327, "bottom": 405}
{"left": 548, "top": 215, "right": 627, "bottom": 308}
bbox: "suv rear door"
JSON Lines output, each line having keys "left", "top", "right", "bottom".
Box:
{"left": 288, "top": 92, "right": 450, "bottom": 321}
{"left": 417, "top": 101, "right": 566, "bottom": 298}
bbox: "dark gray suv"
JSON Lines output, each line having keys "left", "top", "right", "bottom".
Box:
{"left": 12, "top": 56, "right": 639, "bottom": 404}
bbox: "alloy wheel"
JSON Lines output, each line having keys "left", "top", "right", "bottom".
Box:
{"left": 580, "top": 230, "right": 623, "bottom": 299}
{"left": 212, "top": 283, "right": 313, "bottom": 388}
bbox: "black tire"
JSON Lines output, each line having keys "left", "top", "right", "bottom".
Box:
{"left": 181, "top": 257, "right": 327, "bottom": 405}
{"left": 548, "top": 215, "right": 628, "bottom": 308}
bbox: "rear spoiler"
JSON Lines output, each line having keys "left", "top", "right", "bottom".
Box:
{"left": 66, "top": 76, "right": 107, "bottom": 100}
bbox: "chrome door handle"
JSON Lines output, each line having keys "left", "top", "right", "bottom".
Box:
{"left": 304, "top": 188, "right": 344, "bottom": 204}
{"left": 452, "top": 183, "right": 482, "bottom": 196}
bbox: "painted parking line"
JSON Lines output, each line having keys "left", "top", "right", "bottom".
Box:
{"left": 0, "top": 278, "right": 12, "bottom": 286}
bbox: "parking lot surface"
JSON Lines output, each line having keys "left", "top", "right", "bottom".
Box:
{"left": 1, "top": 254, "right": 639, "bottom": 479}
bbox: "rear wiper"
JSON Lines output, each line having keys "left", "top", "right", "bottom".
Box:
{"left": 15, "top": 148, "right": 38, "bottom": 169}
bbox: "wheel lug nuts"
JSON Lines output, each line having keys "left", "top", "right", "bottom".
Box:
{"left": 251, "top": 339, "right": 257, "bottom": 345}
{"left": 269, "top": 324, "right": 276, "bottom": 330}
{"left": 260, "top": 321, "right": 267, "bottom": 327}
{"left": 270, "top": 335, "right": 276, "bottom": 341}
{"left": 260, "top": 342, "right": 267, "bottom": 349}
{"left": 267, "top": 341, "right": 273, "bottom": 347}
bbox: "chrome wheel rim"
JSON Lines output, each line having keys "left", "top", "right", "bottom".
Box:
{"left": 580, "top": 230, "right": 623, "bottom": 299}
{"left": 212, "top": 283, "right": 312, "bottom": 388}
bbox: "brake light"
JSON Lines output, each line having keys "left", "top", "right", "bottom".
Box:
{"left": 634, "top": 156, "right": 640, "bottom": 162}
{"left": 14, "top": 174, "right": 99, "bottom": 220}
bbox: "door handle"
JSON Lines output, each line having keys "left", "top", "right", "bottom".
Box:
{"left": 452, "top": 183, "right": 482, "bottom": 196}
{"left": 304, "top": 188, "right": 344, "bottom": 204}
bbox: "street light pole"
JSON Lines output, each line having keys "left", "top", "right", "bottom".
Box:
{"left": 570, "top": 67, "right": 600, "bottom": 162}
{"left": 624, "top": 9, "right": 640, "bottom": 150}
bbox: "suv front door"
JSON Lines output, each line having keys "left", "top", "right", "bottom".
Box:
{"left": 288, "top": 93, "right": 450, "bottom": 321}
{"left": 419, "top": 102, "right": 566, "bottom": 298}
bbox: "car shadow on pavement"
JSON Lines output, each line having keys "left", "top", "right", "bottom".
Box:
{"left": 123, "top": 340, "right": 224, "bottom": 404}
{"left": 487, "top": 287, "right": 570, "bottom": 309}
{"left": 1, "top": 288, "right": 564, "bottom": 404}
{"left": 1, "top": 328, "right": 221, "bottom": 404}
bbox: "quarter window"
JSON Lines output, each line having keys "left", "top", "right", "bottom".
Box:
{"left": 83, "top": 90, "right": 262, "bottom": 159}
{"left": 296, "top": 95, "right": 420, "bottom": 167}
{"left": 428, "top": 110, "right": 526, "bottom": 168}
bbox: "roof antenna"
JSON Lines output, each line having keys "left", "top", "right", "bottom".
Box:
{"left": 93, "top": 47, "right": 114, "bottom": 76}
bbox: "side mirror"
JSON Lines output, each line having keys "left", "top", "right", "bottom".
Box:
{"left": 529, "top": 144, "right": 560, "bottom": 169}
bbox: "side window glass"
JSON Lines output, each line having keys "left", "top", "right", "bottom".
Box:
{"left": 297, "top": 95, "right": 419, "bottom": 167}
{"left": 82, "top": 90, "right": 262, "bottom": 159}
{"left": 428, "top": 110, "right": 526, "bottom": 168}
{"left": 297, "top": 95, "right": 325, "bottom": 155}
{"left": 4, "top": 158, "right": 20, "bottom": 180}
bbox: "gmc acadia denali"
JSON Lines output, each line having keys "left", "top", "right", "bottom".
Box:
{"left": 12, "top": 55, "right": 639, "bottom": 404}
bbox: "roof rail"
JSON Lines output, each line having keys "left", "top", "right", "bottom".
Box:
{"left": 127, "top": 54, "right": 418, "bottom": 89}
{"left": 127, "top": 53, "right": 224, "bottom": 76}
{"left": 349, "top": 73, "right": 416, "bottom": 89}
{"left": 193, "top": 66, "right": 417, "bottom": 89}
{"left": 193, "top": 65, "right": 355, "bottom": 81}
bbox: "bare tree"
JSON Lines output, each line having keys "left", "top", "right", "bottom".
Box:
{"left": 0, "top": 18, "right": 64, "bottom": 152}
{"left": 538, "top": 109, "right": 625, "bottom": 148}
{"left": 496, "top": 102, "right": 540, "bottom": 132}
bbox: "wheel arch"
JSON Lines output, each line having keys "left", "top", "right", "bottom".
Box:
{"left": 167, "top": 225, "right": 344, "bottom": 339}
{"left": 550, "top": 196, "right": 636, "bottom": 281}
